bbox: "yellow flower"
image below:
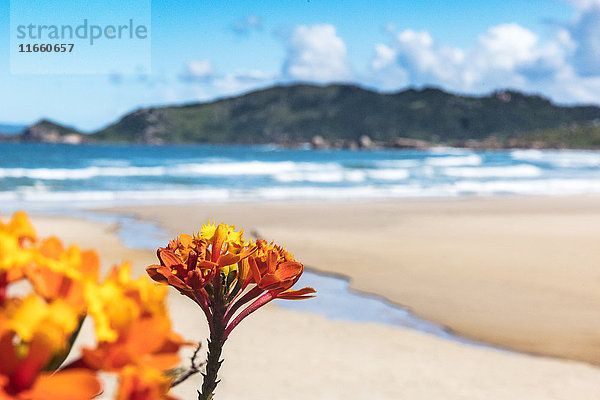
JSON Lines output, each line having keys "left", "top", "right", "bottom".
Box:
{"left": 81, "top": 263, "right": 187, "bottom": 373}
{"left": 0, "top": 210, "right": 36, "bottom": 242}
{"left": 85, "top": 263, "right": 172, "bottom": 343}
{"left": 0, "top": 231, "right": 34, "bottom": 272}
{"left": 6, "top": 295, "right": 79, "bottom": 351}
{"left": 200, "top": 222, "right": 245, "bottom": 261}
{"left": 85, "top": 278, "right": 140, "bottom": 342}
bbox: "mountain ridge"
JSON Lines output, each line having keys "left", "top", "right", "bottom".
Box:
{"left": 7, "top": 84, "right": 600, "bottom": 149}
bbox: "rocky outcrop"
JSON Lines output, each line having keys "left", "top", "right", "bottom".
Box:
{"left": 20, "top": 120, "right": 84, "bottom": 144}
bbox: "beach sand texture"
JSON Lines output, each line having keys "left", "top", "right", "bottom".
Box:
{"left": 27, "top": 195, "right": 600, "bottom": 398}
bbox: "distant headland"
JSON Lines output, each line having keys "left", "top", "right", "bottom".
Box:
{"left": 3, "top": 84, "right": 600, "bottom": 149}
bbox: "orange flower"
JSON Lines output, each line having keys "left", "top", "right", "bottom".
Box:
{"left": 148, "top": 224, "right": 314, "bottom": 340}
{"left": 116, "top": 365, "right": 177, "bottom": 400}
{"left": 81, "top": 263, "right": 187, "bottom": 373}
{"left": 146, "top": 234, "right": 215, "bottom": 307}
{"left": 247, "top": 239, "right": 316, "bottom": 299}
{"left": 25, "top": 237, "right": 99, "bottom": 310}
{"left": 0, "top": 301, "right": 101, "bottom": 399}
{"left": 147, "top": 222, "right": 315, "bottom": 400}
{"left": 223, "top": 240, "right": 315, "bottom": 338}
{"left": 0, "top": 333, "right": 100, "bottom": 400}
{"left": 147, "top": 225, "right": 255, "bottom": 326}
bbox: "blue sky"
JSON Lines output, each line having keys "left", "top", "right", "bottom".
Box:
{"left": 2, "top": 0, "right": 600, "bottom": 131}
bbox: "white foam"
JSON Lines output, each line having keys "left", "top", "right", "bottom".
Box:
{"left": 443, "top": 165, "right": 542, "bottom": 178}
{"left": 0, "top": 166, "right": 166, "bottom": 180}
{"left": 174, "top": 161, "right": 305, "bottom": 176}
{"left": 366, "top": 169, "right": 410, "bottom": 180}
{"left": 510, "top": 149, "right": 544, "bottom": 160}
{"left": 425, "top": 154, "right": 482, "bottom": 167}
{"left": 511, "top": 149, "right": 600, "bottom": 168}
{"left": 0, "top": 161, "right": 341, "bottom": 180}
{"left": 6, "top": 177, "right": 600, "bottom": 207}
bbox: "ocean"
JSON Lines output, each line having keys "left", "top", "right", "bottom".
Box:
{"left": 2, "top": 142, "right": 600, "bottom": 210}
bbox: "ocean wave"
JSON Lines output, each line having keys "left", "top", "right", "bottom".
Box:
{"left": 274, "top": 168, "right": 409, "bottom": 183}
{"left": 366, "top": 169, "right": 410, "bottom": 180}
{"left": 442, "top": 165, "right": 542, "bottom": 178}
{"left": 511, "top": 149, "right": 600, "bottom": 168}
{"left": 425, "top": 154, "right": 482, "bottom": 167}
{"left": 175, "top": 161, "right": 332, "bottom": 176}
{"left": 0, "top": 161, "right": 339, "bottom": 180}
{"left": 4, "top": 177, "right": 600, "bottom": 206}
{"left": 0, "top": 161, "right": 413, "bottom": 183}
{"left": 0, "top": 166, "right": 166, "bottom": 180}
{"left": 510, "top": 149, "right": 544, "bottom": 160}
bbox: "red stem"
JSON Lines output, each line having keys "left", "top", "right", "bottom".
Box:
{"left": 224, "top": 291, "right": 273, "bottom": 339}
{"left": 193, "top": 288, "right": 214, "bottom": 332}
{"left": 223, "top": 285, "right": 263, "bottom": 325}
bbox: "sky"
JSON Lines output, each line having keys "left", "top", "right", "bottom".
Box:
{"left": 2, "top": 0, "right": 600, "bottom": 131}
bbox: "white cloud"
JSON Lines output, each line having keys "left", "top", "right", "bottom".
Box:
{"left": 476, "top": 24, "right": 538, "bottom": 70}
{"left": 368, "top": 22, "right": 575, "bottom": 94}
{"left": 366, "top": 12, "right": 600, "bottom": 107}
{"left": 180, "top": 60, "right": 215, "bottom": 82}
{"left": 282, "top": 24, "right": 352, "bottom": 83}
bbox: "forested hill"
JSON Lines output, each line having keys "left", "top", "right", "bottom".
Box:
{"left": 7, "top": 84, "right": 600, "bottom": 148}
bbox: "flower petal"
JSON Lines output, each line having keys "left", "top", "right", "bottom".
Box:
{"left": 277, "top": 287, "right": 317, "bottom": 299}
{"left": 27, "top": 369, "right": 102, "bottom": 400}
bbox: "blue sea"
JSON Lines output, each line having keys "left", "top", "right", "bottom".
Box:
{"left": 2, "top": 142, "right": 600, "bottom": 210}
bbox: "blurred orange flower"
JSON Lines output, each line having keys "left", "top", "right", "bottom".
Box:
{"left": 116, "top": 365, "right": 177, "bottom": 400}
{"left": 0, "top": 297, "right": 101, "bottom": 399}
{"left": 1, "top": 211, "right": 190, "bottom": 400}
{"left": 81, "top": 263, "right": 187, "bottom": 372}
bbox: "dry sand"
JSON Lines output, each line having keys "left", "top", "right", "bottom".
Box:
{"left": 21, "top": 195, "right": 600, "bottom": 399}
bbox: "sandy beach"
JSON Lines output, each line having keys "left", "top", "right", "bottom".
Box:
{"left": 25, "top": 195, "right": 600, "bottom": 398}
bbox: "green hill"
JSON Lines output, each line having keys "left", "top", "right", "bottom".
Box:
{"left": 14, "top": 84, "right": 600, "bottom": 148}
{"left": 89, "top": 84, "right": 600, "bottom": 147}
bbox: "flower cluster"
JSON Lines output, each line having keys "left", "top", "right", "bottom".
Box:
{"left": 147, "top": 222, "right": 315, "bottom": 399}
{"left": 0, "top": 211, "right": 188, "bottom": 399}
